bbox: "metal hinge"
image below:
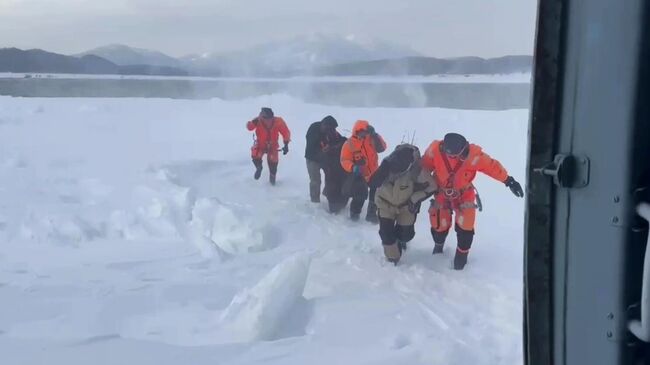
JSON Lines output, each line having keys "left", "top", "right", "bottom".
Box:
{"left": 629, "top": 204, "right": 650, "bottom": 342}
{"left": 534, "top": 154, "right": 590, "bottom": 188}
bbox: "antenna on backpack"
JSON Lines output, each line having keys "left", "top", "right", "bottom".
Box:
{"left": 411, "top": 130, "right": 417, "bottom": 145}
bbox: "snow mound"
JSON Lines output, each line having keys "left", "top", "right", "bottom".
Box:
{"left": 18, "top": 214, "right": 103, "bottom": 244}
{"left": 189, "top": 198, "right": 271, "bottom": 255}
{"left": 107, "top": 183, "right": 193, "bottom": 241}
{"left": 218, "top": 253, "right": 312, "bottom": 343}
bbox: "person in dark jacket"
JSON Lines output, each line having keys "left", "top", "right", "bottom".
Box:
{"left": 322, "top": 139, "right": 350, "bottom": 213}
{"left": 305, "top": 115, "right": 345, "bottom": 203}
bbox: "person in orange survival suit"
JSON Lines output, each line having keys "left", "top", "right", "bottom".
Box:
{"left": 246, "top": 107, "right": 291, "bottom": 185}
{"left": 340, "top": 120, "right": 387, "bottom": 223}
{"left": 421, "top": 133, "right": 524, "bottom": 270}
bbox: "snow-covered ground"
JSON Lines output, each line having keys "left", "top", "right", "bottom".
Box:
{"left": 0, "top": 72, "right": 532, "bottom": 84}
{"left": 0, "top": 95, "right": 528, "bottom": 364}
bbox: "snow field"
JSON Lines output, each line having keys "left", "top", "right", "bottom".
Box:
{"left": 0, "top": 94, "right": 528, "bottom": 364}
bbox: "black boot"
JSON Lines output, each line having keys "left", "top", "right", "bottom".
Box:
{"left": 433, "top": 243, "right": 444, "bottom": 254}
{"left": 269, "top": 162, "right": 278, "bottom": 186}
{"left": 328, "top": 196, "right": 348, "bottom": 214}
{"left": 453, "top": 227, "right": 474, "bottom": 270}
{"left": 365, "top": 201, "right": 379, "bottom": 224}
{"left": 454, "top": 249, "right": 469, "bottom": 270}
{"left": 431, "top": 229, "right": 449, "bottom": 255}
{"left": 350, "top": 198, "right": 364, "bottom": 222}
{"left": 253, "top": 159, "right": 263, "bottom": 180}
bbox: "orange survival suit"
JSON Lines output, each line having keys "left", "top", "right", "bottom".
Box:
{"left": 340, "top": 120, "right": 387, "bottom": 222}
{"left": 340, "top": 120, "right": 387, "bottom": 182}
{"left": 247, "top": 107, "right": 291, "bottom": 184}
{"left": 421, "top": 133, "right": 522, "bottom": 270}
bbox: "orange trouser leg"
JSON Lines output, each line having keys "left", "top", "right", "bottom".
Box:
{"left": 267, "top": 149, "right": 279, "bottom": 164}
{"left": 454, "top": 207, "right": 476, "bottom": 232}
{"left": 429, "top": 206, "right": 452, "bottom": 233}
{"left": 251, "top": 145, "right": 265, "bottom": 160}
{"left": 429, "top": 201, "right": 477, "bottom": 250}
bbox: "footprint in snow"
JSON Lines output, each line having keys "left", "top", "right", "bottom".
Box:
{"left": 70, "top": 334, "right": 120, "bottom": 346}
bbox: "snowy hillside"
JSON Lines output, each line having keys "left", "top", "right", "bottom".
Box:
{"left": 0, "top": 95, "right": 527, "bottom": 364}
{"left": 77, "top": 44, "right": 183, "bottom": 68}
{"left": 184, "top": 33, "right": 421, "bottom": 76}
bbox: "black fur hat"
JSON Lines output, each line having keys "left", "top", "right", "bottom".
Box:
{"left": 389, "top": 146, "right": 416, "bottom": 174}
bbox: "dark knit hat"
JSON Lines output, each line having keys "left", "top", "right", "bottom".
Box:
{"left": 442, "top": 133, "right": 469, "bottom": 156}
{"left": 260, "top": 107, "right": 274, "bottom": 118}
{"left": 321, "top": 115, "right": 338, "bottom": 128}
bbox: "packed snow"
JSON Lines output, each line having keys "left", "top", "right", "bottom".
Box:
{"left": 0, "top": 95, "right": 527, "bottom": 364}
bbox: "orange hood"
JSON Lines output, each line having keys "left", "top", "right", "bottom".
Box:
{"left": 352, "top": 120, "right": 370, "bottom": 137}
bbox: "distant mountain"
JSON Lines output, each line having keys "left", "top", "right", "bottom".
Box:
{"left": 0, "top": 44, "right": 532, "bottom": 78}
{"left": 183, "top": 33, "right": 421, "bottom": 76}
{"left": 313, "top": 56, "right": 533, "bottom": 76}
{"left": 76, "top": 44, "right": 182, "bottom": 68}
{"left": 0, "top": 48, "right": 188, "bottom": 76}
{"left": 0, "top": 48, "right": 116, "bottom": 74}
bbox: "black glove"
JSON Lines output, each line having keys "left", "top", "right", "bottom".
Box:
{"left": 505, "top": 176, "right": 524, "bottom": 197}
{"left": 354, "top": 158, "right": 366, "bottom": 166}
{"left": 367, "top": 125, "right": 376, "bottom": 136}
{"left": 252, "top": 118, "right": 259, "bottom": 125}
{"left": 282, "top": 142, "right": 289, "bottom": 155}
{"left": 407, "top": 200, "right": 420, "bottom": 214}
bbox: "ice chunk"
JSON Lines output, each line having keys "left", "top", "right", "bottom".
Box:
{"left": 190, "top": 198, "right": 267, "bottom": 255}
{"left": 218, "top": 253, "right": 311, "bottom": 342}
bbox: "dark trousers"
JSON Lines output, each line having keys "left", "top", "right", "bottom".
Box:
{"left": 253, "top": 158, "right": 277, "bottom": 175}
{"left": 324, "top": 180, "right": 349, "bottom": 214}
{"left": 343, "top": 175, "right": 363, "bottom": 213}
{"left": 345, "top": 175, "right": 376, "bottom": 216}
{"left": 320, "top": 167, "right": 348, "bottom": 214}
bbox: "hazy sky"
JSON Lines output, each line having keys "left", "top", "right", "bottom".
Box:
{"left": 0, "top": 0, "right": 537, "bottom": 57}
